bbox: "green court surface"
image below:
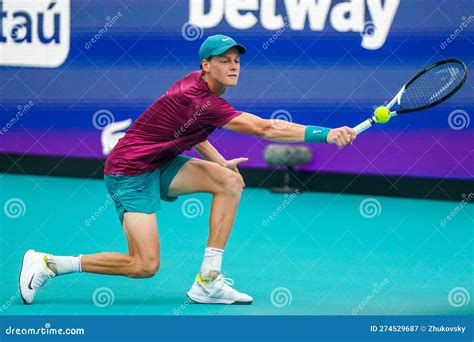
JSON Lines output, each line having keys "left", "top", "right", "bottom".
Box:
{"left": 0, "top": 173, "right": 472, "bottom": 316}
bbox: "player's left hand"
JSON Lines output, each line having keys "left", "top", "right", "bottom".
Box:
{"left": 223, "top": 157, "right": 249, "bottom": 173}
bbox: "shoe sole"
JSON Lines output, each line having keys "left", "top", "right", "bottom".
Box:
{"left": 18, "top": 249, "right": 34, "bottom": 305}
{"left": 186, "top": 293, "right": 253, "bottom": 305}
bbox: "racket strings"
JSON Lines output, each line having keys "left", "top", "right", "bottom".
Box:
{"left": 399, "top": 62, "right": 465, "bottom": 110}
{"left": 430, "top": 69, "right": 457, "bottom": 101}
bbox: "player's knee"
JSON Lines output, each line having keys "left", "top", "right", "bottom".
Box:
{"left": 140, "top": 261, "right": 160, "bottom": 278}
{"left": 128, "top": 258, "right": 160, "bottom": 278}
{"left": 221, "top": 172, "right": 244, "bottom": 197}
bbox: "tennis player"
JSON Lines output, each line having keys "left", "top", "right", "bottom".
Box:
{"left": 20, "top": 35, "right": 356, "bottom": 305}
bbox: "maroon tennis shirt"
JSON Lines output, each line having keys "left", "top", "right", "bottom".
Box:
{"left": 104, "top": 71, "right": 242, "bottom": 176}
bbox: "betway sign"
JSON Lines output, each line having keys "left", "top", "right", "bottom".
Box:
{"left": 189, "top": 0, "right": 400, "bottom": 50}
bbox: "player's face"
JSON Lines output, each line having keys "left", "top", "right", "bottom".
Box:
{"left": 207, "top": 48, "right": 240, "bottom": 86}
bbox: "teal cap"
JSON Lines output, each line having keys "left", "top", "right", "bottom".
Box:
{"left": 199, "top": 34, "right": 246, "bottom": 61}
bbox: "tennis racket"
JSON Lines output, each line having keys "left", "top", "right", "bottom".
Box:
{"left": 353, "top": 58, "right": 468, "bottom": 134}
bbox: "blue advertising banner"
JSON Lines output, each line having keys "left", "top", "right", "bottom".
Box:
{"left": 1, "top": 0, "right": 473, "bottom": 178}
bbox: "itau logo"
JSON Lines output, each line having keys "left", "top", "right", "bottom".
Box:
{"left": 0, "top": 0, "right": 70, "bottom": 67}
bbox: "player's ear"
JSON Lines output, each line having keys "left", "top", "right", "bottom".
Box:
{"left": 202, "top": 56, "right": 215, "bottom": 73}
{"left": 201, "top": 59, "right": 210, "bottom": 73}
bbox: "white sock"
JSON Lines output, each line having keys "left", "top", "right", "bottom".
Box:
{"left": 200, "top": 247, "right": 223, "bottom": 280}
{"left": 46, "top": 255, "right": 82, "bottom": 275}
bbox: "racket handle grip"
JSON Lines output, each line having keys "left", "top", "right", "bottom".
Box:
{"left": 353, "top": 117, "right": 375, "bottom": 135}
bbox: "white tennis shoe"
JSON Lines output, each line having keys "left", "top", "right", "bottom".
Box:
{"left": 19, "top": 249, "right": 55, "bottom": 304}
{"left": 186, "top": 273, "right": 253, "bottom": 304}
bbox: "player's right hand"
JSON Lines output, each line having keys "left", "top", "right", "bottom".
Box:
{"left": 326, "top": 126, "right": 356, "bottom": 149}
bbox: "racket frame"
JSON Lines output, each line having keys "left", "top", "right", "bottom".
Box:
{"left": 352, "top": 59, "right": 467, "bottom": 135}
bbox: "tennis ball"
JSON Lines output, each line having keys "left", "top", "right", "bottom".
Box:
{"left": 374, "top": 106, "right": 391, "bottom": 123}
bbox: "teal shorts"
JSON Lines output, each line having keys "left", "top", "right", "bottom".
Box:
{"left": 104, "top": 155, "right": 191, "bottom": 225}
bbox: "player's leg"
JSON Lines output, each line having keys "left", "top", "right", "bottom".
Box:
{"left": 165, "top": 158, "right": 252, "bottom": 304}
{"left": 167, "top": 157, "right": 245, "bottom": 249}
{"left": 19, "top": 212, "right": 160, "bottom": 304}
{"left": 80, "top": 212, "right": 160, "bottom": 278}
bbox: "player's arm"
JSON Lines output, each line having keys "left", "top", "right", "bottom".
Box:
{"left": 194, "top": 140, "right": 248, "bottom": 173}
{"left": 194, "top": 140, "right": 227, "bottom": 166}
{"left": 223, "top": 112, "right": 356, "bottom": 148}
